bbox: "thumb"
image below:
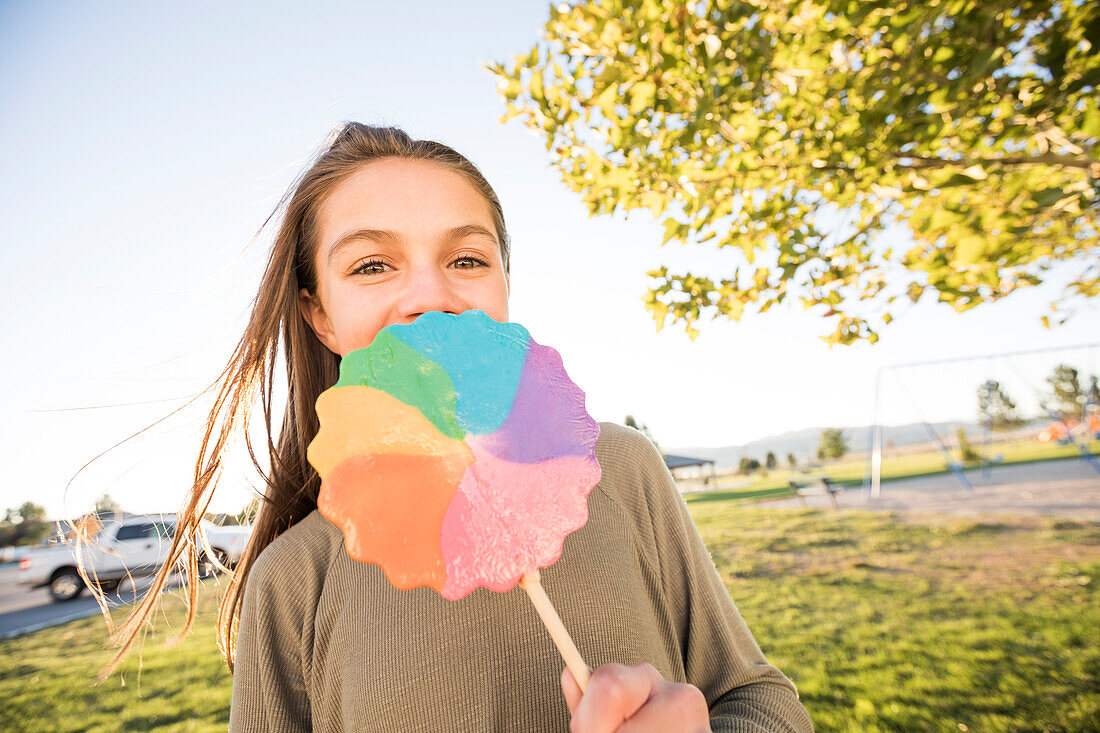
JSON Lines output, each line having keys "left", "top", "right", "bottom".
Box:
{"left": 560, "top": 665, "right": 590, "bottom": 714}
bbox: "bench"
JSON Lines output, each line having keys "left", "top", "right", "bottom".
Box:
{"left": 788, "top": 476, "right": 842, "bottom": 509}
{"left": 946, "top": 453, "right": 1004, "bottom": 471}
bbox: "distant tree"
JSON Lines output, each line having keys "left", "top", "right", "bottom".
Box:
{"left": 203, "top": 512, "right": 241, "bottom": 526}
{"left": 786, "top": 452, "right": 797, "bottom": 469}
{"left": 624, "top": 414, "right": 664, "bottom": 458}
{"left": 818, "top": 428, "right": 849, "bottom": 460}
{"left": 956, "top": 427, "right": 981, "bottom": 463}
{"left": 94, "top": 493, "right": 123, "bottom": 517}
{"left": 1085, "top": 375, "right": 1100, "bottom": 410}
{"left": 977, "top": 379, "right": 1027, "bottom": 430}
{"left": 3, "top": 502, "right": 46, "bottom": 525}
{"left": 236, "top": 496, "right": 261, "bottom": 525}
{"left": 1045, "top": 364, "right": 1085, "bottom": 420}
{"left": 15, "top": 501, "right": 46, "bottom": 526}
{"left": 0, "top": 502, "right": 51, "bottom": 547}
{"left": 738, "top": 456, "right": 761, "bottom": 475}
{"left": 765, "top": 451, "right": 777, "bottom": 469}
{"left": 17, "top": 502, "right": 47, "bottom": 523}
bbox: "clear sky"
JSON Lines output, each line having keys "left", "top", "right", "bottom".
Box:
{"left": 2, "top": 1, "right": 1097, "bottom": 520}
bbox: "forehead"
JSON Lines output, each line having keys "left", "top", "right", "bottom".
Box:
{"left": 317, "top": 158, "right": 495, "bottom": 242}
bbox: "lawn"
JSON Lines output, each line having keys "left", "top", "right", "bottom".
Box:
{"left": 1, "top": 505, "right": 1097, "bottom": 731}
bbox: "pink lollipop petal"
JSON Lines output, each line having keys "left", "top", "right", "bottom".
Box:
{"left": 439, "top": 439, "right": 602, "bottom": 600}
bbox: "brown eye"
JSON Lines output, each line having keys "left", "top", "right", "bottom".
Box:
{"left": 453, "top": 255, "right": 490, "bottom": 269}
{"left": 353, "top": 258, "right": 388, "bottom": 275}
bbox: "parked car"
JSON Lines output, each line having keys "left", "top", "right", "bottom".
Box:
{"left": 17, "top": 513, "right": 253, "bottom": 602}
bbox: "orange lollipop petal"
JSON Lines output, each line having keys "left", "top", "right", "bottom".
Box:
{"left": 318, "top": 452, "right": 472, "bottom": 592}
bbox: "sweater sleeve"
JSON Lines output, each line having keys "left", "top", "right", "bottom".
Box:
{"left": 228, "top": 530, "right": 319, "bottom": 732}
{"left": 629, "top": 428, "right": 814, "bottom": 733}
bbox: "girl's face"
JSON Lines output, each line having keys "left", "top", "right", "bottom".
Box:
{"left": 299, "top": 158, "right": 510, "bottom": 357}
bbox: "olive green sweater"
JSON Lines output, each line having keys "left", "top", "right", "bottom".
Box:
{"left": 229, "top": 422, "right": 813, "bottom": 731}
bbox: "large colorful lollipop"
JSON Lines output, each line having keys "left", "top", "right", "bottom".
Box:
{"left": 307, "top": 309, "right": 601, "bottom": 689}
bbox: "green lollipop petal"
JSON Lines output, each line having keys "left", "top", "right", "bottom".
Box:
{"left": 334, "top": 330, "right": 464, "bottom": 440}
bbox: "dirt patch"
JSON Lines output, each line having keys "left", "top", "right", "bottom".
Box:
{"left": 720, "top": 510, "right": 1100, "bottom": 597}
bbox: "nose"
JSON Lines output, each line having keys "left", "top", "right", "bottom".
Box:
{"left": 394, "top": 262, "right": 466, "bottom": 322}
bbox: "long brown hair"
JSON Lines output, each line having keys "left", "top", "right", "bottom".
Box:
{"left": 86, "top": 121, "right": 512, "bottom": 682}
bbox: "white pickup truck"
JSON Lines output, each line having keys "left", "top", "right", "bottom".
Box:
{"left": 18, "top": 513, "right": 252, "bottom": 602}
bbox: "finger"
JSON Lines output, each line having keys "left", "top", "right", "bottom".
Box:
{"left": 616, "top": 683, "right": 710, "bottom": 733}
{"left": 561, "top": 666, "right": 584, "bottom": 714}
{"left": 570, "top": 663, "right": 663, "bottom": 733}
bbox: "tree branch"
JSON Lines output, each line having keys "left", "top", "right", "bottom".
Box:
{"left": 895, "top": 152, "right": 1100, "bottom": 171}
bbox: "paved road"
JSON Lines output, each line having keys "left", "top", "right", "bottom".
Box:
{"left": 760, "top": 456, "right": 1100, "bottom": 520}
{"left": 0, "top": 563, "right": 206, "bottom": 640}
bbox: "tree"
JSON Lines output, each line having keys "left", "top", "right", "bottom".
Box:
{"left": 1045, "top": 363, "right": 1085, "bottom": 420}
{"left": 15, "top": 502, "right": 46, "bottom": 524}
{"left": 0, "top": 502, "right": 51, "bottom": 547}
{"left": 818, "top": 428, "right": 849, "bottom": 460}
{"left": 738, "top": 456, "right": 761, "bottom": 474}
{"left": 487, "top": 0, "right": 1100, "bottom": 345}
{"left": 786, "top": 452, "right": 797, "bottom": 469}
{"left": 765, "top": 451, "right": 777, "bottom": 469}
{"left": 956, "top": 426, "right": 982, "bottom": 463}
{"left": 624, "top": 414, "right": 664, "bottom": 458}
{"left": 236, "top": 496, "right": 261, "bottom": 526}
{"left": 1085, "top": 374, "right": 1100, "bottom": 409}
{"left": 94, "top": 493, "right": 122, "bottom": 517}
{"left": 977, "top": 378, "right": 1027, "bottom": 430}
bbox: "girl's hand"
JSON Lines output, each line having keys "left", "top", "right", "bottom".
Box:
{"left": 561, "top": 663, "right": 710, "bottom": 732}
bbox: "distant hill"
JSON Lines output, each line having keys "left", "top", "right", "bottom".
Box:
{"left": 667, "top": 418, "right": 1048, "bottom": 472}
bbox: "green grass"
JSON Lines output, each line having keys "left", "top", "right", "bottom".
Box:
{"left": 685, "top": 436, "right": 1100, "bottom": 504}
{"left": 690, "top": 504, "right": 1100, "bottom": 732}
{"left": 0, "top": 578, "right": 233, "bottom": 732}
{"left": 1, "top": 506, "right": 1097, "bottom": 731}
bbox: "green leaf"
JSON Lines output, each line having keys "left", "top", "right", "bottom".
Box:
{"left": 955, "top": 235, "right": 986, "bottom": 266}
{"left": 1031, "top": 188, "right": 1065, "bottom": 207}
{"left": 629, "top": 80, "right": 657, "bottom": 115}
{"left": 662, "top": 217, "right": 684, "bottom": 245}
{"left": 530, "top": 68, "right": 543, "bottom": 99}
{"left": 595, "top": 80, "right": 619, "bottom": 110}
{"left": 937, "top": 173, "right": 978, "bottom": 188}
{"left": 1081, "top": 105, "right": 1100, "bottom": 138}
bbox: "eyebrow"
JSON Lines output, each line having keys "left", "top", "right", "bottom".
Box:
{"left": 326, "top": 224, "right": 498, "bottom": 264}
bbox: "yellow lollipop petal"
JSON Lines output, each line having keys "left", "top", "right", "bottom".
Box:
{"left": 308, "top": 385, "right": 471, "bottom": 480}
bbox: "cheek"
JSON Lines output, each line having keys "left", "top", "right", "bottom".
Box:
{"left": 476, "top": 276, "right": 510, "bottom": 321}
{"left": 326, "top": 285, "right": 390, "bottom": 352}
{"left": 339, "top": 322, "right": 389, "bottom": 354}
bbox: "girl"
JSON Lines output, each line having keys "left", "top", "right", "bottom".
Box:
{"left": 99, "top": 122, "right": 814, "bottom": 732}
